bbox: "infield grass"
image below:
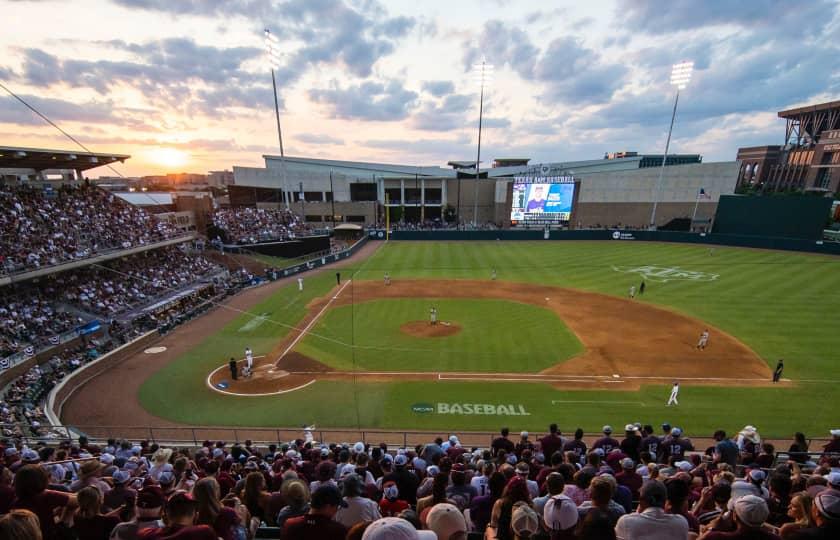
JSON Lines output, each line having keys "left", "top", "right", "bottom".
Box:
{"left": 138, "top": 241, "right": 840, "bottom": 437}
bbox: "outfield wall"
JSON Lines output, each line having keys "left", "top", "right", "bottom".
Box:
{"left": 368, "top": 229, "right": 840, "bottom": 255}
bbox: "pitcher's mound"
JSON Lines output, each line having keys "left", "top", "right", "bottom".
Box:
{"left": 400, "top": 321, "right": 462, "bottom": 338}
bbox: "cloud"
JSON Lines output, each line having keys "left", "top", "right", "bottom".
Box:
{"left": 0, "top": 94, "right": 124, "bottom": 126}
{"left": 422, "top": 80, "right": 455, "bottom": 97}
{"left": 296, "top": 133, "right": 345, "bottom": 145}
{"left": 309, "top": 79, "right": 419, "bottom": 121}
{"left": 363, "top": 135, "right": 473, "bottom": 158}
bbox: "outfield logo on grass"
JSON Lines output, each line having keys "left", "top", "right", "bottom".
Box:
{"left": 612, "top": 265, "right": 719, "bottom": 283}
{"left": 410, "top": 403, "right": 531, "bottom": 416}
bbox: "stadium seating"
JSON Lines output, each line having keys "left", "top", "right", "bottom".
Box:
{"left": 211, "top": 206, "right": 310, "bottom": 243}
{"left": 0, "top": 183, "right": 181, "bottom": 274}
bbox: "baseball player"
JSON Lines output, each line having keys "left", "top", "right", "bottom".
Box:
{"left": 245, "top": 347, "right": 253, "bottom": 373}
{"left": 491, "top": 268, "right": 497, "bottom": 281}
{"left": 667, "top": 381, "right": 680, "bottom": 406}
{"left": 639, "top": 280, "right": 646, "bottom": 295}
{"left": 629, "top": 285, "right": 636, "bottom": 298}
{"left": 773, "top": 359, "right": 784, "bottom": 383}
{"left": 697, "top": 329, "right": 710, "bottom": 350}
{"left": 384, "top": 272, "right": 391, "bottom": 286}
{"left": 297, "top": 277, "right": 304, "bottom": 291}
{"left": 430, "top": 307, "right": 438, "bottom": 325}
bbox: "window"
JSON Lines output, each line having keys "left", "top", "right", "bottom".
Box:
{"left": 305, "top": 215, "right": 323, "bottom": 222}
{"left": 346, "top": 215, "right": 366, "bottom": 222}
{"left": 350, "top": 183, "right": 377, "bottom": 201}
{"left": 304, "top": 191, "right": 323, "bottom": 202}
{"left": 325, "top": 191, "right": 333, "bottom": 202}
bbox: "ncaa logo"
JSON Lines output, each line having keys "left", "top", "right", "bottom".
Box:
{"left": 612, "top": 231, "right": 621, "bottom": 239}
{"left": 612, "top": 265, "right": 719, "bottom": 283}
{"left": 411, "top": 403, "right": 435, "bottom": 414}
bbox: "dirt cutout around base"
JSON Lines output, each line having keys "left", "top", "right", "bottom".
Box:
{"left": 207, "top": 279, "right": 776, "bottom": 395}
{"left": 400, "top": 321, "right": 462, "bottom": 338}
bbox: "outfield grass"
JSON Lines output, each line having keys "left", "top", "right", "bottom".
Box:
{"left": 295, "top": 298, "right": 583, "bottom": 372}
{"left": 138, "top": 241, "right": 840, "bottom": 437}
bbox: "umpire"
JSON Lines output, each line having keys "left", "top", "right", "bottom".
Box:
{"left": 773, "top": 359, "right": 784, "bottom": 383}
{"left": 229, "top": 357, "right": 238, "bottom": 381}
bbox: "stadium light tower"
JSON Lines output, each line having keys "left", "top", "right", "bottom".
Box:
{"left": 265, "top": 28, "right": 291, "bottom": 210}
{"left": 649, "top": 61, "right": 693, "bottom": 229}
{"left": 471, "top": 58, "right": 494, "bottom": 227}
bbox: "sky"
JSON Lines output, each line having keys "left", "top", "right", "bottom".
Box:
{"left": 1, "top": 0, "right": 839, "bottom": 176}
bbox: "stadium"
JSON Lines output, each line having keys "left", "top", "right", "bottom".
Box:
{"left": 2, "top": 2, "right": 840, "bottom": 539}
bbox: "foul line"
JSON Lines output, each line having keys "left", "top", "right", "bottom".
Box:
{"left": 552, "top": 400, "right": 645, "bottom": 405}
{"left": 277, "top": 278, "right": 353, "bottom": 362}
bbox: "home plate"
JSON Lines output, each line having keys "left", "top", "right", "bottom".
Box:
{"left": 545, "top": 297, "right": 550, "bottom": 301}
{"left": 144, "top": 346, "right": 167, "bottom": 354}
{"left": 612, "top": 374, "right": 620, "bottom": 378}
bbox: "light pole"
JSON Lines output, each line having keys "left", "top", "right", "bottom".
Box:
{"left": 265, "top": 28, "right": 291, "bottom": 211}
{"left": 472, "top": 58, "right": 494, "bottom": 228}
{"left": 649, "top": 61, "right": 693, "bottom": 229}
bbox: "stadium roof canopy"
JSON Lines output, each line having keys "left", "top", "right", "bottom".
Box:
{"left": 0, "top": 145, "right": 130, "bottom": 172}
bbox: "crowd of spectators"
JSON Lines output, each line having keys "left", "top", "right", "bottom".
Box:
{"left": 0, "top": 183, "right": 181, "bottom": 274}
{"left": 211, "top": 207, "right": 310, "bottom": 244}
{"left": 0, "top": 423, "right": 839, "bottom": 539}
{"left": 0, "top": 246, "right": 223, "bottom": 361}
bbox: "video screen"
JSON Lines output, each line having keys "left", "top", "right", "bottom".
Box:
{"left": 510, "top": 177, "right": 575, "bottom": 224}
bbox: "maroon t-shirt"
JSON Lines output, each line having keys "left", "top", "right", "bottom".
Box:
{"left": 592, "top": 437, "right": 620, "bottom": 454}
{"left": 137, "top": 524, "right": 218, "bottom": 540}
{"left": 11, "top": 489, "right": 71, "bottom": 539}
{"left": 563, "top": 439, "right": 587, "bottom": 457}
{"left": 539, "top": 434, "right": 564, "bottom": 462}
{"left": 283, "top": 513, "right": 347, "bottom": 540}
{"left": 72, "top": 514, "right": 121, "bottom": 540}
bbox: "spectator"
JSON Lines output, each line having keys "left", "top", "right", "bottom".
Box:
{"left": 534, "top": 473, "right": 564, "bottom": 527}
{"left": 562, "top": 429, "right": 587, "bottom": 460}
{"left": 640, "top": 425, "right": 661, "bottom": 459}
{"left": 446, "top": 464, "right": 478, "bottom": 510}
{"left": 821, "top": 430, "right": 840, "bottom": 457}
{"left": 575, "top": 509, "right": 616, "bottom": 540}
{"left": 335, "top": 473, "right": 381, "bottom": 529}
{"left": 788, "top": 433, "right": 810, "bottom": 465}
{"left": 540, "top": 425, "right": 565, "bottom": 463}
{"left": 488, "top": 477, "right": 532, "bottom": 540}
{"left": 614, "top": 480, "right": 688, "bottom": 540}
{"left": 620, "top": 425, "right": 642, "bottom": 462}
{"left": 593, "top": 427, "right": 620, "bottom": 454}
{"left": 275, "top": 479, "right": 311, "bottom": 528}
{"left": 699, "top": 494, "right": 779, "bottom": 539}
{"left": 193, "top": 477, "right": 241, "bottom": 540}
{"left": 493, "top": 428, "right": 516, "bottom": 457}
{"left": 577, "top": 476, "right": 625, "bottom": 526}
{"left": 615, "top": 459, "right": 643, "bottom": 501}
{"left": 693, "top": 482, "right": 732, "bottom": 527}
{"left": 360, "top": 516, "right": 436, "bottom": 539}
{"left": 379, "top": 481, "right": 409, "bottom": 517}
{"left": 11, "top": 464, "right": 78, "bottom": 540}
{"left": 510, "top": 502, "right": 539, "bottom": 539}
{"left": 241, "top": 471, "right": 271, "bottom": 525}
{"left": 103, "top": 470, "right": 136, "bottom": 512}
{"left": 0, "top": 509, "right": 42, "bottom": 540}
{"left": 472, "top": 462, "right": 495, "bottom": 498}
{"left": 786, "top": 489, "right": 840, "bottom": 539}
{"left": 715, "top": 431, "right": 740, "bottom": 469}
{"left": 417, "top": 473, "right": 453, "bottom": 522}
{"left": 542, "top": 476, "right": 578, "bottom": 539}
{"left": 737, "top": 426, "right": 762, "bottom": 464}
{"left": 110, "top": 486, "right": 166, "bottom": 540}
{"left": 382, "top": 455, "right": 419, "bottom": 506}
{"left": 282, "top": 484, "right": 348, "bottom": 540}
{"left": 72, "top": 486, "right": 120, "bottom": 540}
{"left": 427, "top": 502, "right": 468, "bottom": 540}
{"left": 137, "top": 492, "right": 216, "bottom": 539}
{"left": 470, "top": 472, "right": 506, "bottom": 533}
{"left": 779, "top": 493, "right": 814, "bottom": 538}
{"left": 665, "top": 476, "right": 700, "bottom": 534}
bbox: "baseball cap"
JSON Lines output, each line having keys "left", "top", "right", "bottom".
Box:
{"left": 593, "top": 448, "right": 605, "bottom": 457}
{"left": 624, "top": 424, "right": 638, "bottom": 432}
{"left": 353, "top": 442, "right": 365, "bottom": 454}
{"left": 21, "top": 448, "right": 39, "bottom": 462}
{"left": 511, "top": 503, "right": 539, "bottom": 536}
{"left": 671, "top": 428, "right": 683, "bottom": 437}
{"left": 394, "top": 454, "right": 408, "bottom": 466}
{"left": 383, "top": 484, "right": 400, "bottom": 500}
{"left": 636, "top": 465, "right": 650, "bottom": 478}
{"left": 814, "top": 490, "right": 840, "bottom": 521}
{"left": 100, "top": 453, "right": 115, "bottom": 465}
{"left": 825, "top": 472, "right": 840, "bottom": 488}
{"left": 158, "top": 471, "right": 175, "bottom": 485}
{"left": 137, "top": 486, "right": 165, "bottom": 509}
{"left": 661, "top": 423, "right": 671, "bottom": 431}
{"left": 733, "top": 495, "right": 769, "bottom": 527}
{"left": 621, "top": 458, "right": 634, "bottom": 469}
{"left": 520, "top": 431, "right": 529, "bottom": 438}
{"left": 515, "top": 462, "right": 529, "bottom": 475}
{"left": 676, "top": 461, "right": 692, "bottom": 472}
{"left": 311, "top": 484, "right": 348, "bottom": 509}
{"left": 4, "top": 446, "right": 17, "bottom": 457}
{"left": 602, "top": 425, "right": 613, "bottom": 434}
{"left": 748, "top": 469, "right": 766, "bottom": 482}
{"left": 362, "top": 517, "right": 436, "bottom": 540}
{"left": 830, "top": 429, "right": 840, "bottom": 437}
{"left": 113, "top": 470, "right": 131, "bottom": 485}
{"left": 427, "top": 503, "right": 467, "bottom": 539}
{"left": 544, "top": 494, "right": 578, "bottom": 531}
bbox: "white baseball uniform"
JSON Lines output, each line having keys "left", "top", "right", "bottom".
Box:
{"left": 430, "top": 308, "right": 437, "bottom": 325}
{"left": 667, "top": 384, "right": 679, "bottom": 406}
{"left": 698, "top": 331, "right": 709, "bottom": 349}
{"left": 297, "top": 277, "right": 304, "bottom": 291}
{"left": 245, "top": 348, "right": 253, "bottom": 370}
{"left": 629, "top": 286, "right": 636, "bottom": 298}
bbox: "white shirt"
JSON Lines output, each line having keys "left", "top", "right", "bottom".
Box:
{"left": 471, "top": 475, "right": 489, "bottom": 497}
{"left": 614, "top": 507, "right": 688, "bottom": 540}
{"left": 335, "top": 496, "right": 381, "bottom": 528}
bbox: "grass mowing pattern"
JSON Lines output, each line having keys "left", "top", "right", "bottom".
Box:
{"left": 295, "top": 298, "right": 583, "bottom": 372}
{"left": 138, "top": 241, "right": 840, "bottom": 436}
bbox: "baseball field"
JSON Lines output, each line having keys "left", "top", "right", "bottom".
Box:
{"left": 62, "top": 240, "right": 840, "bottom": 437}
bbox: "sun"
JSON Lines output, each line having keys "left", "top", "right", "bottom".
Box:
{"left": 148, "top": 147, "right": 189, "bottom": 169}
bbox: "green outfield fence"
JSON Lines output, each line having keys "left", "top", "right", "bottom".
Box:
{"left": 368, "top": 228, "right": 840, "bottom": 255}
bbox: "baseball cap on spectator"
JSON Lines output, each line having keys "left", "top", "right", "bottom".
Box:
{"left": 395, "top": 454, "right": 408, "bottom": 466}
{"left": 212, "top": 448, "right": 224, "bottom": 459}
{"left": 825, "top": 472, "right": 840, "bottom": 489}
{"left": 544, "top": 493, "right": 578, "bottom": 532}
{"left": 21, "top": 448, "right": 39, "bottom": 463}
{"left": 4, "top": 447, "right": 18, "bottom": 457}
{"left": 311, "top": 484, "right": 348, "bottom": 509}
{"left": 520, "top": 431, "right": 529, "bottom": 438}
{"left": 353, "top": 442, "right": 365, "bottom": 454}
{"left": 381, "top": 454, "right": 394, "bottom": 465}
{"left": 159, "top": 471, "right": 175, "bottom": 486}
{"left": 621, "top": 458, "right": 634, "bottom": 470}
{"left": 515, "top": 463, "right": 529, "bottom": 476}
{"left": 733, "top": 495, "right": 769, "bottom": 527}
{"left": 602, "top": 426, "right": 613, "bottom": 434}
{"left": 427, "top": 503, "right": 467, "bottom": 539}
{"left": 814, "top": 490, "right": 840, "bottom": 521}
{"left": 675, "top": 461, "right": 692, "bottom": 472}
{"left": 100, "top": 453, "right": 115, "bottom": 465}
{"left": 749, "top": 470, "right": 766, "bottom": 482}
{"left": 830, "top": 429, "right": 840, "bottom": 437}
{"left": 449, "top": 435, "right": 459, "bottom": 445}
{"left": 511, "top": 503, "right": 539, "bottom": 537}
{"left": 671, "top": 428, "right": 683, "bottom": 437}
{"left": 80, "top": 460, "right": 105, "bottom": 479}
{"left": 636, "top": 466, "right": 650, "bottom": 479}
{"left": 412, "top": 457, "right": 426, "bottom": 470}
{"left": 137, "top": 486, "right": 166, "bottom": 509}
{"left": 592, "top": 448, "right": 605, "bottom": 457}
{"left": 426, "top": 465, "right": 440, "bottom": 477}
{"left": 113, "top": 470, "right": 131, "bottom": 485}
{"left": 506, "top": 454, "right": 518, "bottom": 465}
{"left": 362, "top": 517, "right": 436, "bottom": 540}
{"left": 131, "top": 445, "right": 142, "bottom": 455}
{"left": 624, "top": 424, "right": 638, "bottom": 432}
{"left": 320, "top": 447, "right": 330, "bottom": 458}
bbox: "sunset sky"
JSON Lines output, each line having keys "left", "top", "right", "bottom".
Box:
{"left": 1, "top": 0, "right": 838, "bottom": 176}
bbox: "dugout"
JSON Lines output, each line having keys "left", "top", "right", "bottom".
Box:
{"left": 712, "top": 195, "right": 833, "bottom": 240}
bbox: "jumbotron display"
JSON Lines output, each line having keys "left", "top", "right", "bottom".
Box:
{"left": 510, "top": 176, "right": 575, "bottom": 224}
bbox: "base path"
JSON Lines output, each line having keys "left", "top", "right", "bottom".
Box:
{"left": 207, "top": 279, "right": 775, "bottom": 395}
{"left": 59, "top": 241, "right": 383, "bottom": 428}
